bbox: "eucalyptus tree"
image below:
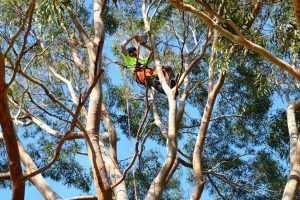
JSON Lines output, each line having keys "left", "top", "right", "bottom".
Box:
{"left": 168, "top": 0, "right": 300, "bottom": 199}
{"left": 110, "top": 0, "right": 283, "bottom": 199}
{"left": 0, "top": 0, "right": 123, "bottom": 199}
{"left": 1, "top": 0, "right": 300, "bottom": 200}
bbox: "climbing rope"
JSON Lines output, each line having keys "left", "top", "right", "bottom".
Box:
{"left": 122, "top": 68, "right": 139, "bottom": 200}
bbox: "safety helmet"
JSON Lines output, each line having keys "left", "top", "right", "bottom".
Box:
{"left": 127, "top": 47, "right": 137, "bottom": 54}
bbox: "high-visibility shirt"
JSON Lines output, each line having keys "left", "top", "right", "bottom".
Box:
{"left": 122, "top": 54, "right": 150, "bottom": 71}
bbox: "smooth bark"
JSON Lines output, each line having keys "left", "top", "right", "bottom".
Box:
{"left": 282, "top": 98, "right": 300, "bottom": 200}
{"left": 144, "top": 98, "right": 178, "bottom": 200}
{"left": 101, "top": 102, "right": 129, "bottom": 200}
{"left": 191, "top": 27, "right": 221, "bottom": 199}
{"left": 191, "top": 72, "right": 225, "bottom": 200}
{"left": 84, "top": 0, "right": 112, "bottom": 199}
{"left": 0, "top": 51, "right": 25, "bottom": 200}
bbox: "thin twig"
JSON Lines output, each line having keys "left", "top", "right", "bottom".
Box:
{"left": 21, "top": 70, "right": 103, "bottom": 181}
{"left": 6, "top": 1, "right": 35, "bottom": 89}
{"left": 210, "top": 114, "right": 242, "bottom": 121}
{"left": 3, "top": 2, "right": 35, "bottom": 57}
{"left": 207, "top": 174, "right": 227, "bottom": 200}
{"left": 111, "top": 102, "right": 150, "bottom": 189}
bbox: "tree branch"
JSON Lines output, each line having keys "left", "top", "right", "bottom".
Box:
{"left": 67, "top": 8, "right": 92, "bottom": 47}
{"left": 207, "top": 174, "right": 227, "bottom": 200}
{"left": 21, "top": 70, "right": 103, "bottom": 182}
{"left": 6, "top": 1, "right": 35, "bottom": 89}
{"left": 3, "top": 2, "right": 35, "bottom": 58}
{"left": 0, "top": 172, "right": 11, "bottom": 181}
{"left": 169, "top": 0, "right": 300, "bottom": 81}
{"left": 208, "top": 170, "right": 278, "bottom": 194}
{"left": 111, "top": 102, "right": 150, "bottom": 189}
{"left": 210, "top": 114, "right": 243, "bottom": 121}
{"left": 66, "top": 196, "right": 97, "bottom": 200}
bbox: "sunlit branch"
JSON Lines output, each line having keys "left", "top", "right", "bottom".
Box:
{"left": 210, "top": 114, "right": 243, "bottom": 121}
{"left": 151, "top": 97, "right": 168, "bottom": 138}
{"left": 188, "top": 30, "right": 207, "bottom": 57}
{"left": 24, "top": 91, "right": 73, "bottom": 124}
{"left": 177, "top": 29, "right": 211, "bottom": 87}
{"left": 13, "top": 119, "right": 33, "bottom": 127}
{"left": 188, "top": 79, "right": 208, "bottom": 96}
{"left": 12, "top": 82, "right": 28, "bottom": 121}
{"left": 23, "top": 42, "right": 52, "bottom": 72}
{"left": 195, "top": 0, "right": 243, "bottom": 37}
{"left": 176, "top": 64, "right": 189, "bottom": 124}
{"left": 0, "top": 172, "right": 11, "bottom": 181}
{"left": 165, "top": 156, "right": 179, "bottom": 184}
{"left": 67, "top": 7, "right": 92, "bottom": 47}
{"left": 172, "top": 21, "right": 189, "bottom": 54}
{"left": 16, "top": 69, "right": 84, "bottom": 128}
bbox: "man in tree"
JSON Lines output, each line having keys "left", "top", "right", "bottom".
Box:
{"left": 120, "top": 34, "right": 175, "bottom": 94}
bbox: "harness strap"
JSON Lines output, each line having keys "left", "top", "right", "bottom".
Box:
{"left": 135, "top": 35, "right": 140, "bottom": 67}
{"left": 145, "top": 51, "right": 153, "bottom": 66}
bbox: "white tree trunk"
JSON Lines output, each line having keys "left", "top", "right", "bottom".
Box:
{"left": 144, "top": 98, "right": 178, "bottom": 200}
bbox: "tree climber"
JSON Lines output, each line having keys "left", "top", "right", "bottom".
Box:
{"left": 120, "top": 34, "right": 176, "bottom": 95}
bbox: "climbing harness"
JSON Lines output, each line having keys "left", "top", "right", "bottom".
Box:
{"left": 126, "top": 34, "right": 176, "bottom": 94}
{"left": 132, "top": 36, "right": 173, "bottom": 83}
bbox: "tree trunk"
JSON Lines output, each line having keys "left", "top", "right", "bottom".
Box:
{"left": 282, "top": 99, "right": 300, "bottom": 200}
{"left": 101, "top": 102, "right": 129, "bottom": 200}
{"left": 85, "top": 81, "right": 112, "bottom": 200}
{"left": 0, "top": 51, "right": 25, "bottom": 199}
{"left": 84, "top": 1, "right": 112, "bottom": 199}
{"left": 98, "top": 141, "right": 128, "bottom": 200}
{"left": 144, "top": 98, "right": 178, "bottom": 200}
{"left": 191, "top": 73, "right": 225, "bottom": 200}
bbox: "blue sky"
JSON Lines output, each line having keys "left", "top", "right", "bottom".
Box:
{"left": 2, "top": 1, "right": 292, "bottom": 199}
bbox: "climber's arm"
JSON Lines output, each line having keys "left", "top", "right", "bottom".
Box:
{"left": 120, "top": 35, "right": 138, "bottom": 56}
